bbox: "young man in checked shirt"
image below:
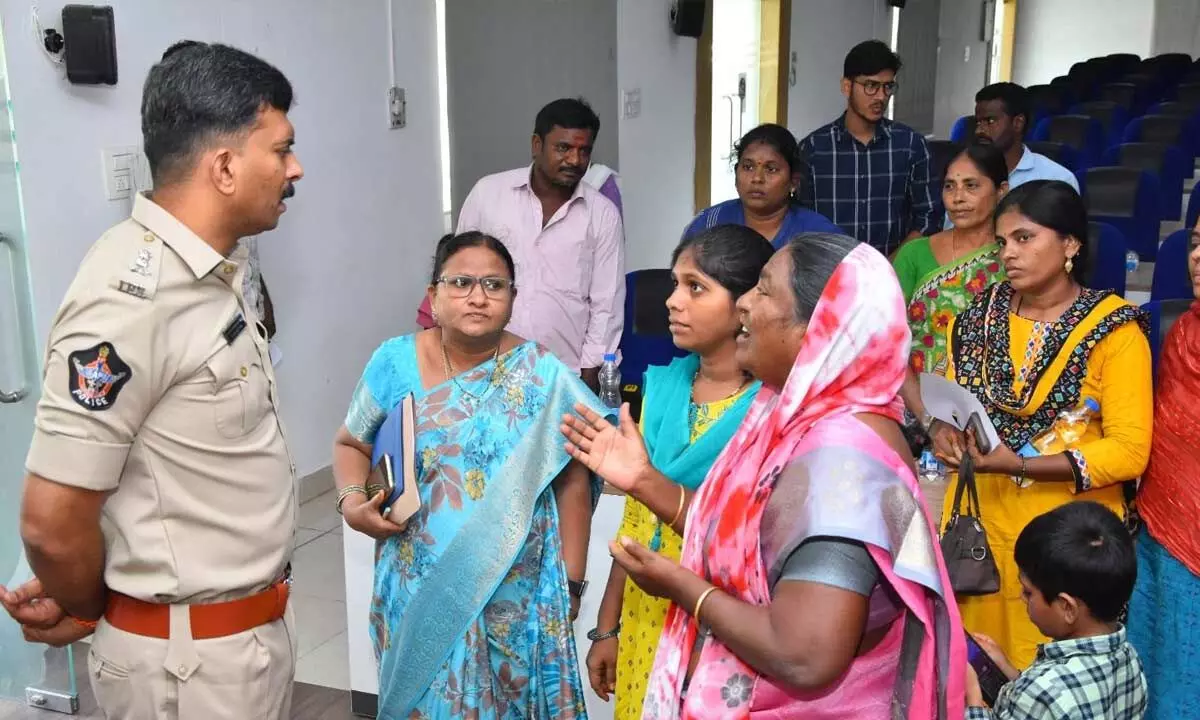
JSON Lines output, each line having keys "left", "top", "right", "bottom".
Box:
{"left": 967, "top": 502, "right": 1147, "bottom": 719}
{"left": 799, "top": 40, "right": 941, "bottom": 257}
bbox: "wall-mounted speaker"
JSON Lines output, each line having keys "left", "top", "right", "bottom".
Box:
{"left": 670, "top": 0, "right": 705, "bottom": 38}
{"left": 62, "top": 5, "right": 117, "bottom": 85}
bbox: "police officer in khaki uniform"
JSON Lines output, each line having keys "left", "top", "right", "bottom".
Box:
{"left": 0, "top": 41, "right": 302, "bottom": 720}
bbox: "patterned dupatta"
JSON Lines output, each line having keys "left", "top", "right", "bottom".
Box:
{"left": 949, "top": 282, "right": 1148, "bottom": 450}
{"left": 906, "top": 243, "right": 1004, "bottom": 374}
{"left": 642, "top": 244, "right": 965, "bottom": 719}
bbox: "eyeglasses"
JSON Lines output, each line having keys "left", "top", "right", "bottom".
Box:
{"left": 436, "top": 275, "right": 514, "bottom": 299}
{"left": 855, "top": 80, "right": 898, "bottom": 97}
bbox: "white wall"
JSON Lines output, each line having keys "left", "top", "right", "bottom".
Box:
{"left": 1152, "top": 0, "right": 1200, "bottom": 56}
{"left": 1011, "top": 0, "right": 1155, "bottom": 85}
{"left": 787, "top": 0, "right": 893, "bottom": 140}
{"left": 893, "top": 0, "right": 942, "bottom": 136}
{"left": 616, "top": 0, "right": 697, "bottom": 271}
{"left": 2, "top": 0, "right": 443, "bottom": 478}
{"left": 932, "top": 0, "right": 991, "bottom": 139}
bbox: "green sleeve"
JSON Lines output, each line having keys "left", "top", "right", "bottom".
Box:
{"left": 892, "top": 240, "right": 924, "bottom": 304}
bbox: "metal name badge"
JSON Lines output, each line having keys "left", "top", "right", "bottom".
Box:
{"left": 117, "top": 280, "right": 147, "bottom": 298}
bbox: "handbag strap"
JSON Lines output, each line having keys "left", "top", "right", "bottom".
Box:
{"left": 949, "top": 452, "right": 982, "bottom": 520}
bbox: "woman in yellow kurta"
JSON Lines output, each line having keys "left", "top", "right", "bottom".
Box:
{"left": 584, "top": 225, "right": 773, "bottom": 718}
{"left": 932, "top": 180, "right": 1152, "bottom": 670}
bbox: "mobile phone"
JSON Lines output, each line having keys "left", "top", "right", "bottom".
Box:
{"left": 966, "top": 634, "right": 1008, "bottom": 707}
{"left": 368, "top": 454, "right": 399, "bottom": 515}
{"left": 967, "top": 412, "right": 993, "bottom": 454}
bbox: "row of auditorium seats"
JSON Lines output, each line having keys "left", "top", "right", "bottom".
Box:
{"left": 939, "top": 53, "right": 1200, "bottom": 266}
{"left": 617, "top": 53, "right": 1198, "bottom": 415}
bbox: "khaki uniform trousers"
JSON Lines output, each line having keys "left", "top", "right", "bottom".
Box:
{"left": 87, "top": 605, "right": 296, "bottom": 720}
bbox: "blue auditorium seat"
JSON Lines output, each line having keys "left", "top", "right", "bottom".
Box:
{"left": 1151, "top": 230, "right": 1195, "bottom": 301}
{"left": 1032, "top": 115, "right": 1106, "bottom": 169}
{"left": 1079, "top": 167, "right": 1162, "bottom": 261}
{"left": 1104, "top": 142, "right": 1188, "bottom": 220}
{"left": 950, "top": 116, "right": 975, "bottom": 144}
{"left": 617, "top": 269, "right": 687, "bottom": 420}
{"left": 1084, "top": 222, "right": 1128, "bottom": 297}
{"left": 1143, "top": 298, "right": 1194, "bottom": 379}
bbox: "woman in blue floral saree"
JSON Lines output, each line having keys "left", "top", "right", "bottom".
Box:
{"left": 332, "top": 232, "right": 608, "bottom": 719}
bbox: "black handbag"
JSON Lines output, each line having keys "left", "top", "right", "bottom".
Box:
{"left": 939, "top": 453, "right": 1001, "bottom": 596}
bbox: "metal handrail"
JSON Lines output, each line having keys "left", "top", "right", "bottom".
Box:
{"left": 0, "top": 232, "right": 28, "bottom": 403}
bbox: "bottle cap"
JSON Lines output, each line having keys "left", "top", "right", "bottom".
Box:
{"left": 1083, "top": 397, "right": 1100, "bottom": 413}
{"left": 603, "top": 353, "right": 617, "bottom": 362}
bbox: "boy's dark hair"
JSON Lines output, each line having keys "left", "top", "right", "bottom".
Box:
{"left": 534, "top": 97, "right": 600, "bottom": 141}
{"left": 976, "top": 82, "right": 1031, "bottom": 133}
{"left": 1014, "top": 501, "right": 1136, "bottom": 623}
{"left": 843, "top": 40, "right": 902, "bottom": 79}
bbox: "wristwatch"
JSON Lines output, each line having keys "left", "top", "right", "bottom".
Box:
{"left": 587, "top": 623, "right": 621, "bottom": 642}
{"left": 919, "top": 409, "right": 937, "bottom": 434}
{"left": 568, "top": 579, "right": 588, "bottom": 599}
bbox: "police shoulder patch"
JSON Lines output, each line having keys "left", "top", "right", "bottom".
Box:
{"left": 67, "top": 342, "right": 133, "bottom": 411}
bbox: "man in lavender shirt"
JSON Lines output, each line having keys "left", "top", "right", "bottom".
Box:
{"left": 417, "top": 98, "right": 625, "bottom": 390}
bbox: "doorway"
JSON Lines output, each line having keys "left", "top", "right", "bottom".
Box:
{"left": 695, "top": 0, "right": 790, "bottom": 211}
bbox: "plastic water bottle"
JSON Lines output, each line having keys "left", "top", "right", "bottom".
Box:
{"left": 1020, "top": 397, "right": 1100, "bottom": 457}
{"left": 1125, "top": 251, "right": 1140, "bottom": 274}
{"left": 598, "top": 353, "right": 622, "bottom": 408}
{"left": 918, "top": 450, "right": 946, "bottom": 486}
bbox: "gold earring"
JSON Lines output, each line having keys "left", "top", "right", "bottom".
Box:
{"left": 1064, "top": 257, "right": 1074, "bottom": 274}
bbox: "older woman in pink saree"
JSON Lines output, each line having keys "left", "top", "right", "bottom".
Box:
{"left": 562, "top": 234, "right": 965, "bottom": 719}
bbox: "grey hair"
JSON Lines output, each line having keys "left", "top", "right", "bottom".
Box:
{"left": 784, "top": 232, "right": 860, "bottom": 322}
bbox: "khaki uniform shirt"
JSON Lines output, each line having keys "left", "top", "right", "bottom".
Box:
{"left": 26, "top": 194, "right": 296, "bottom": 604}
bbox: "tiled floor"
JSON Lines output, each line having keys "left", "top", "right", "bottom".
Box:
{"left": 291, "top": 490, "right": 351, "bottom": 692}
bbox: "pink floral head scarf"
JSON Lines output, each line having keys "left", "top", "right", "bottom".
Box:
{"left": 643, "top": 242, "right": 965, "bottom": 719}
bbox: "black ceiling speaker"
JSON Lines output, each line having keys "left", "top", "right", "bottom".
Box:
{"left": 670, "top": 0, "right": 705, "bottom": 38}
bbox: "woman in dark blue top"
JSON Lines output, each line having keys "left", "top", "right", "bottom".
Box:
{"left": 684, "top": 123, "right": 842, "bottom": 249}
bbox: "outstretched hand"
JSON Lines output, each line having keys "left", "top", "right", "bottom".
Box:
{"left": 561, "top": 403, "right": 651, "bottom": 493}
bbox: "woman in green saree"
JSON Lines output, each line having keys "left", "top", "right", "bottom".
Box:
{"left": 893, "top": 144, "right": 1009, "bottom": 376}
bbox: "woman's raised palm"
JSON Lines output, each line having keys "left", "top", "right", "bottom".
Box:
{"left": 560, "top": 402, "right": 651, "bottom": 492}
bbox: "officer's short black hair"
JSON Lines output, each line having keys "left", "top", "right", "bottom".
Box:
{"left": 142, "top": 41, "right": 293, "bottom": 186}
{"left": 1014, "top": 501, "right": 1136, "bottom": 623}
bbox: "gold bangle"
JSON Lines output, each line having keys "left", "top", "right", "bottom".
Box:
{"left": 668, "top": 486, "right": 687, "bottom": 528}
{"left": 335, "top": 485, "right": 368, "bottom": 515}
{"left": 692, "top": 586, "right": 718, "bottom": 622}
